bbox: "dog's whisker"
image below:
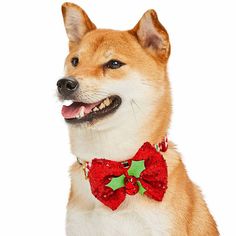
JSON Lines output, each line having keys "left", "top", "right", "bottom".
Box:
{"left": 131, "top": 99, "right": 142, "bottom": 112}
{"left": 140, "top": 81, "right": 159, "bottom": 89}
{"left": 130, "top": 101, "right": 138, "bottom": 125}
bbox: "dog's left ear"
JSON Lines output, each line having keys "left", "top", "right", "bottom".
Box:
{"left": 130, "top": 10, "right": 170, "bottom": 62}
{"left": 62, "top": 2, "right": 96, "bottom": 48}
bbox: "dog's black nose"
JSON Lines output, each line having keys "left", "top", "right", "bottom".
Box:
{"left": 57, "top": 77, "right": 79, "bottom": 96}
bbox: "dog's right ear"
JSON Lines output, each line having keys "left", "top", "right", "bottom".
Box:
{"left": 62, "top": 2, "right": 96, "bottom": 47}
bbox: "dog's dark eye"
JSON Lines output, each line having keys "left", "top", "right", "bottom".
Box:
{"left": 104, "top": 60, "right": 125, "bottom": 69}
{"left": 71, "top": 57, "right": 79, "bottom": 67}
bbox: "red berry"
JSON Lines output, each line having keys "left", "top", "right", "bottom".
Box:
{"left": 159, "top": 138, "right": 168, "bottom": 152}
{"left": 125, "top": 176, "right": 139, "bottom": 195}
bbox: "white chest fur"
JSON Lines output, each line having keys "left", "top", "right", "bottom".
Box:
{"left": 66, "top": 167, "right": 172, "bottom": 236}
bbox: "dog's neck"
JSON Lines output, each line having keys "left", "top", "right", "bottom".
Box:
{"left": 68, "top": 122, "right": 166, "bottom": 162}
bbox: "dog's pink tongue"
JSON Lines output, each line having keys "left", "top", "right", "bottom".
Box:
{"left": 62, "top": 103, "right": 82, "bottom": 119}
{"left": 61, "top": 102, "right": 100, "bottom": 119}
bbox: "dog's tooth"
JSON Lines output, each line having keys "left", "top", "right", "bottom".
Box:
{"left": 93, "top": 107, "right": 99, "bottom": 112}
{"left": 104, "top": 98, "right": 111, "bottom": 106}
{"left": 76, "top": 107, "right": 85, "bottom": 119}
{"left": 79, "top": 107, "right": 85, "bottom": 117}
{"left": 62, "top": 100, "right": 73, "bottom": 106}
{"left": 99, "top": 102, "right": 105, "bottom": 109}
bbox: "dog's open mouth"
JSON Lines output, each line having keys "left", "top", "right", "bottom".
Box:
{"left": 61, "top": 95, "right": 122, "bottom": 124}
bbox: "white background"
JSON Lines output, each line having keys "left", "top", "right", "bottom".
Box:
{"left": 0, "top": 0, "right": 235, "bottom": 235}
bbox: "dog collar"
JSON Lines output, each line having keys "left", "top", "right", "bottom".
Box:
{"left": 76, "top": 136, "right": 168, "bottom": 180}
{"left": 76, "top": 137, "right": 168, "bottom": 210}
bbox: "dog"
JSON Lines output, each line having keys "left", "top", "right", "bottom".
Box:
{"left": 57, "top": 2, "right": 219, "bottom": 235}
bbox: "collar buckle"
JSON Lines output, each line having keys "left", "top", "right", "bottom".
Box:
{"left": 77, "top": 157, "right": 89, "bottom": 179}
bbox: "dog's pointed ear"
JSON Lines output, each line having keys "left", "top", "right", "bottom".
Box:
{"left": 129, "top": 10, "right": 170, "bottom": 62}
{"left": 62, "top": 2, "right": 96, "bottom": 44}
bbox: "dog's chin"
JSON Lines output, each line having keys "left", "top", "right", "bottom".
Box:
{"left": 61, "top": 95, "right": 122, "bottom": 126}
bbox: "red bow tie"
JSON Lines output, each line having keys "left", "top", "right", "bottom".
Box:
{"left": 86, "top": 139, "right": 168, "bottom": 210}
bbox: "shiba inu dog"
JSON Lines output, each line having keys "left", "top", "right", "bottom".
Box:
{"left": 57, "top": 2, "right": 219, "bottom": 236}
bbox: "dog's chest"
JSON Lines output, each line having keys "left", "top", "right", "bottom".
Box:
{"left": 66, "top": 170, "right": 172, "bottom": 236}
{"left": 66, "top": 207, "right": 171, "bottom": 236}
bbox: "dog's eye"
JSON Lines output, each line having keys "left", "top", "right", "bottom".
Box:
{"left": 104, "top": 60, "right": 125, "bottom": 69}
{"left": 71, "top": 57, "right": 79, "bottom": 67}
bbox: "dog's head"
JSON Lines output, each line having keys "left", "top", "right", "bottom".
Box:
{"left": 58, "top": 3, "right": 172, "bottom": 159}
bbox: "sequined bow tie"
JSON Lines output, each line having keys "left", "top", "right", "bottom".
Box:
{"left": 85, "top": 138, "right": 168, "bottom": 210}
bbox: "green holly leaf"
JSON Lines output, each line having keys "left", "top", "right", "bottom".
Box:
{"left": 128, "top": 160, "right": 145, "bottom": 178}
{"left": 137, "top": 181, "right": 146, "bottom": 195}
{"left": 155, "top": 144, "right": 159, "bottom": 151}
{"left": 106, "top": 174, "right": 125, "bottom": 191}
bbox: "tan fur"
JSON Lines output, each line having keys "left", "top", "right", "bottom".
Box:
{"left": 61, "top": 2, "right": 219, "bottom": 235}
